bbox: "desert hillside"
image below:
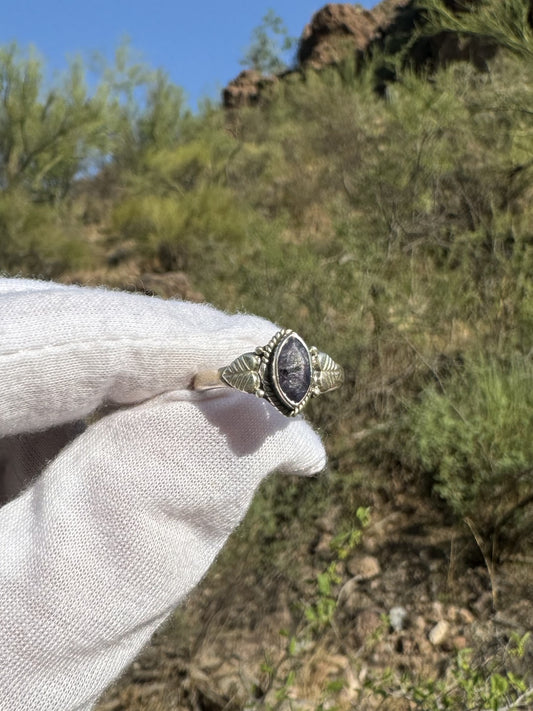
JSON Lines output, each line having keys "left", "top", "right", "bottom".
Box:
{"left": 1, "top": 1, "right": 533, "bottom": 709}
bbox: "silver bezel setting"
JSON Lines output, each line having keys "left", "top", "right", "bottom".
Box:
{"left": 258, "top": 329, "right": 313, "bottom": 416}
{"left": 217, "top": 328, "right": 344, "bottom": 417}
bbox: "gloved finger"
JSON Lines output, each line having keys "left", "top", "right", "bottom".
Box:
{"left": 0, "top": 279, "right": 280, "bottom": 436}
{"left": 190, "top": 389, "right": 327, "bottom": 476}
{"left": 0, "top": 392, "right": 325, "bottom": 710}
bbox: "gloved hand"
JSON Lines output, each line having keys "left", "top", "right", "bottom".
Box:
{"left": 0, "top": 278, "right": 326, "bottom": 711}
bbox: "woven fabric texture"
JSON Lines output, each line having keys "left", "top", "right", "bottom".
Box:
{"left": 0, "top": 279, "right": 326, "bottom": 710}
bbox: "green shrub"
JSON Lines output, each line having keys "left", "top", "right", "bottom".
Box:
{"left": 0, "top": 190, "right": 92, "bottom": 276}
{"left": 405, "top": 355, "right": 533, "bottom": 543}
{"left": 0, "top": 44, "right": 114, "bottom": 201}
{"left": 111, "top": 185, "right": 248, "bottom": 271}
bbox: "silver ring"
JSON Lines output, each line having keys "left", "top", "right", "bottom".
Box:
{"left": 192, "top": 329, "right": 344, "bottom": 417}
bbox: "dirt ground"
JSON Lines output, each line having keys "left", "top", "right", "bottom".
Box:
{"left": 95, "top": 481, "right": 533, "bottom": 711}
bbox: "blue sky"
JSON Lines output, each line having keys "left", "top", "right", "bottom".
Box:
{"left": 1, "top": 1, "right": 374, "bottom": 110}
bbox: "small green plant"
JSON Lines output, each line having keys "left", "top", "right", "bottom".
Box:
{"left": 240, "top": 9, "right": 296, "bottom": 74}
{"left": 249, "top": 508, "right": 371, "bottom": 709}
{"left": 254, "top": 508, "right": 371, "bottom": 709}
{"left": 366, "top": 631, "right": 533, "bottom": 710}
{"left": 304, "top": 507, "right": 371, "bottom": 633}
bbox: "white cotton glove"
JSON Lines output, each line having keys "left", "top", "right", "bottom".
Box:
{"left": 0, "top": 278, "right": 326, "bottom": 711}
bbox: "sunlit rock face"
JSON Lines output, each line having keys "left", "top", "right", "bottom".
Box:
{"left": 222, "top": 0, "right": 509, "bottom": 108}
{"left": 275, "top": 335, "right": 311, "bottom": 405}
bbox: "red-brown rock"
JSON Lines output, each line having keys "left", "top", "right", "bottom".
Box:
{"left": 297, "top": 3, "right": 384, "bottom": 68}
{"left": 222, "top": 0, "right": 529, "bottom": 109}
{"left": 222, "top": 69, "right": 277, "bottom": 109}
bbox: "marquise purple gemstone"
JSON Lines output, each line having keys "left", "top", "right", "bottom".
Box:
{"left": 276, "top": 335, "right": 311, "bottom": 405}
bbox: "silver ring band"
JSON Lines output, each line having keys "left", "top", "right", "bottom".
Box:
{"left": 192, "top": 329, "right": 344, "bottom": 417}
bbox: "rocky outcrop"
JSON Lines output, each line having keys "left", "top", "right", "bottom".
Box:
{"left": 222, "top": 69, "right": 278, "bottom": 109}
{"left": 223, "top": 2, "right": 409, "bottom": 108}
{"left": 297, "top": 1, "right": 410, "bottom": 69}
{"left": 298, "top": 0, "right": 499, "bottom": 75}
{"left": 222, "top": 0, "right": 509, "bottom": 108}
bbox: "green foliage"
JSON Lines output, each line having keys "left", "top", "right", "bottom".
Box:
{"left": 0, "top": 40, "right": 192, "bottom": 274}
{"left": 240, "top": 10, "right": 296, "bottom": 74}
{"left": 108, "top": 50, "right": 189, "bottom": 170}
{"left": 213, "top": 53, "right": 533, "bottom": 446}
{"left": 135, "top": 70, "right": 186, "bottom": 152}
{"left": 510, "top": 631, "right": 531, "bottom": 659}
{"left": 252, "top": 510, "right": 371, "bottom": 708}
{"left": 0, "top": 44, "right": 113, "bottom": 200}
{"left": 0, "top": 189, "right": 92, "bottom": 276}
{"left": 418, "top": 0, "right": 533, "bottom": 60}
{"left": 366, "top": 632, "right": 533, "bottom": 710}
{"left": 111, "top": 116, "right": 249, "bottom": 270}
{"left": 1, "top": 0, "right": 532, "bottom": 557}
{"left": 304, "top": 507, "right": 371, "bottom": 633}
{"left": 262, "top": 569, "right": 532, "bottom": 710}
{"left": 405, "top": 355, "right": 533, "bottom": 538}
{"left": 3, "top": 4, "right": 533, "bottom": 707}
{"left": 112, "top": 184, "right": 247, "bottom": 270}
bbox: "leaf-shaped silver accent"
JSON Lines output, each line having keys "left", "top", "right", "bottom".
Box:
{"left": 315, "top": 352, "right": 344, "bottom": 393}
{"left": 221, "top": 352, "right": 261, "bottom": 394}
